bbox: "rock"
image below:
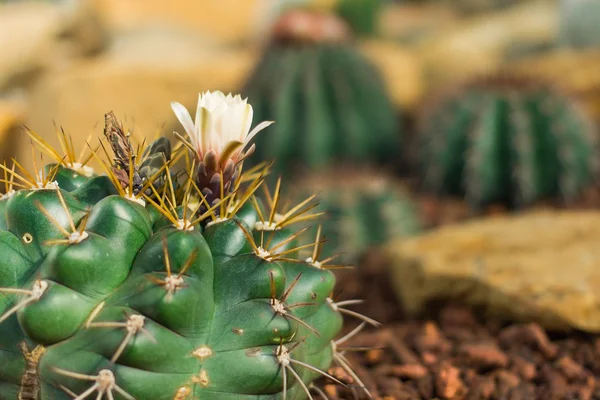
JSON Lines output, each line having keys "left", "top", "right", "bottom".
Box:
{"left": 440, "top": 0, "right": 528, "bottom": 15}
{"left": 0, "top": 1, "right": 106, "bottom": 90}
{"left": 435, "top": 362, "right": 465, "bottom": 399}
{"left": 0, "top": 3, "right": 64, "bottom": 89}
{"left": 0, "top": 96, "right": 27, "bottom": 187}
{"left": 14, "top": 34, "right": 257, "bottom": 169}
{"left": 417, "top": 1, "right": 558, "bottom": 87}
{"left": 389, "top": 364, "right": 429, "bottom": 380}
{"left": 459, "top": 343, "right": 509, "bottom": 370}
{"left": 498, "top": 323, "right": 558, "bottom": 359}
{"left": 512, "top": 356, "right": 537, "bottom": 381}
{"left": 556, "top": 356, "right": 586, "bottom": 381}
{"left": 0, "top": 97, "right": 26, "bottom": 138}
{"left": 387, "top": 210, "right": 600, "bottom": 332}
{"left": 379, "top": 3, "right": 460, "bottom": 45}
{"left": 493, "top": 370, "right": 521, "bottom": 393}
{"left": 90, "top": 0, "right": 269, "bottom": 45}
{"left": 510, "top": 50, "right": 600, "bottom": 122}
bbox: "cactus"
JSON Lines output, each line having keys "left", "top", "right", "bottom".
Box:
{"left": 288, "top": 171, "right": 422, "bottom": 263}
{"left": 417, "top": 75, "right": 599, "bottom": 210}
{"left": 243, "top": 9, "right": 399, "bottom": 175}
{"left": 0, "top": 91, "right": 376, "bottom": 399}
{"left": 336, "top": 0, "right": 381, "bottom": 36}
{"left": 560, "top": 0, "right": 600, "bottom": 49}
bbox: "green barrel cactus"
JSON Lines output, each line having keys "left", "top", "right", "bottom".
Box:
{"left": 287, "top": 171, "right": 422, "bottom": 263}
{"left": 417, "top": 75, "right": 599, "bottom": 210}
{"left": 243, "top": 9, "right": 399, "bottom": 175}
{"left": 336, "top": 0, "right": 381, "bottom": 37}
{"left": 0, "top": 91, "right": 376, "bottom": 399}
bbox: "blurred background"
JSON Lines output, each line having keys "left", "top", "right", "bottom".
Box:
{"left": 1, "top": 0, "right": 598, "bottom": 171}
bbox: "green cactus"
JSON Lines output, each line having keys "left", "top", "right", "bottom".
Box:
{"left": 243, "top": 9, "right": 399, "bottom": 175}
{"left": 417, "top": 75, "right": 599, "bottom": 210}
{"left": 0, "top": 91, "right": 375, "bottom": 399}
{"left": 287, "top": 172, "right": 422, "bottom": 263}
{"left": 336, "top": 0, "right": 381, "bottom": 36}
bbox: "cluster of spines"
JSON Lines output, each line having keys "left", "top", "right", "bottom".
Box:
{"left": 0, "top": 123, "right": 379, "bottom": 400}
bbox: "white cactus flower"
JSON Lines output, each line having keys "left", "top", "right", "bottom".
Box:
{"left": 171, "top": 91, "right": 274, "bottom": 166}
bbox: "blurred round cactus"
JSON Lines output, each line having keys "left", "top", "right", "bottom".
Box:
{"left": 243, "top": 9, "right": 400, "bottom": 176}
{"left": 416, "top": 74, "right": 599, "bottom": 210}
{"left": 336, "top": 0, "right": 382, "bottom": 36}
{"left": 288, "top": 170, "right": 421, "bottom": 263}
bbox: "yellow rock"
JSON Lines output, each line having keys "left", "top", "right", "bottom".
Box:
{"left": 0, "top": 2, "right": 63, "bottom": 88}
{"left": 510, "top": 50, "right": 600, "bottom": 122}
{"left": 90, "top": 0, "right": 271, "bottom": 44}
{"left": 0, "top": 101, "right": 25, "bottom": 139}
{"left": 388, "top": 210, "right": 600, "bottom": 332}
{"left": 417, "top": 1, "right": 558, "bottom": 87}
{"left": 13, "top": 38, "right": 258, "bottom": 170}
{"left": 0, "top": 98, "right": 26, "bottom": 184}
{"left": 0, "top": 1, "right": 107, "bottom": 89}
{"left": 359, "top": 39, "right": 423, "bottom": 110}
{"left": 379, "top": 3, "right": 460, "bottom": 44}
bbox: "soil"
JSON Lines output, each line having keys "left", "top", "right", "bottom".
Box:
{"left": 320, "top": 253, "right": 600, "bottom": 400}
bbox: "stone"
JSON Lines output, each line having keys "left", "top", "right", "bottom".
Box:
{"left": 510, "top": 50, "right": 600, "bottom": 122}
{"left": 379, "top": 3, "right": 460, "bottom": 45}
{"left": 387, "top": 210, "right": 600, "bottom": 332}
{"left": 417, "top": 1, "right": 558, "bottom": 87}
{"left": 0, "top": 96, "right": 27, "bottom": 187}
{"left": 435, "top": 362, "right": 465, "bottom": 399}
{"left": 90, "top": 0, "right": 270, "bottom": 45}
{"left": 0, "top": 2, "right": 64, "bottom": 89}
{"left": 459, "top": 343, "right": 509, "bottom": 370}
{"left": 13, "top": 32, "right": 257, "bottom": 170}
{"left": 0, "top": 98, "right": 26, "bottom": 140}
{"left": 0, "top": 1, "right": 106, "bottom": 90}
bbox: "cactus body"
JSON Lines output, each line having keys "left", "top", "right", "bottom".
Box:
{"left": 243, "top": 10, "right": 399, "bottom": 175}
{"left": 292, "top": 172, "right": 421, "bottom": 263}
{"left": 336, "top": 0, "right": 381, "bottom": 36}
{"left": 0, "top": 93, "right": 368, "bottom": 399}
{"left": 418, "top": 76, "right": 598, "bottom": 209}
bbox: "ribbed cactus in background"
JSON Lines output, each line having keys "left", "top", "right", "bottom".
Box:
{"left": 0, "top": 91, "right": 376, "bottom": 399}
{"left": 288, "top": 171, "right": 421, "bottom": 263}
{"left": 336, "top": 0, "right": 381, "bottom": 36}
{"left": 243, "top": 9, "right": 399, "bottom": 175}
{"left": 417, "top": 75, "right": 598, "bottom": 210}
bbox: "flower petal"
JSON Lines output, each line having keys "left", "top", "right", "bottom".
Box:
{"left": 196, "top": 107, "right": 213, "bottom": 156}
{"left": 171, "top": 101, "right": 197, "bottom": 149}
{"left": 241, "top": 104, "right": 253, "bottom": 141}
{"left": 243, "top": 120, "right": 275, "bottom": 151}
{"left": 219, "top": 140, "right": 244, "bottom": 166}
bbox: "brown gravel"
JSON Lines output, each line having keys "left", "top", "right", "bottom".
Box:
{"left": 321, "top": 305, "right": 600, "bottom": 400}
{"left": 324, "top": 260, "right": 600, "bottom": 400}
